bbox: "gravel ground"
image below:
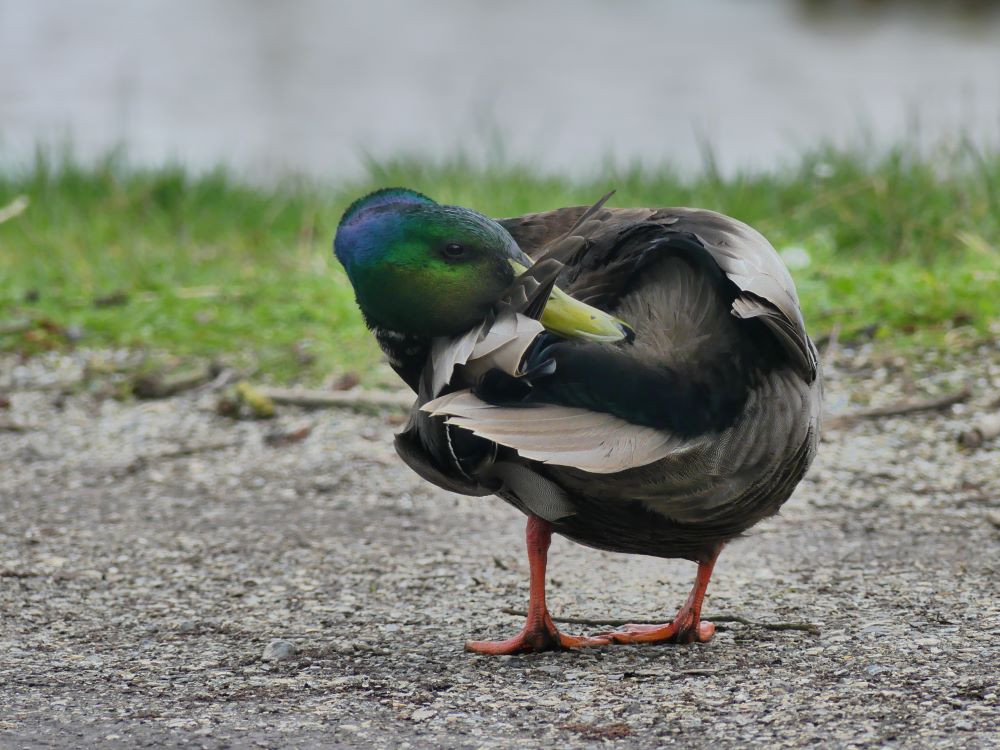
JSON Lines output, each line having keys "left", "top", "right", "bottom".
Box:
{"left": 1, "top": 345, "right": 999, "bottom": 749}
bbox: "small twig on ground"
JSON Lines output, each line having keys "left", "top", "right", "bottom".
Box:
{"left": 258, "top": 386, "right": 413, "bottom": 411}
{"left": 501, "top": 609, "right": 629, "bottom": 627}
{"left": 958, "top": 413, "right": 1000, "bottom": 449}
{"left": 153, "top": 441, "right": 242, "bottom": 460}
{"left": 501, "top": 608, "right": 820, "bottom": 635}
{"left": 824, "top": 386, "right": 971, "bottom": 430}
{"left": 0, "top": 569, "right": 40, "bottom": 578}
{"left": 709, "top": 613, "right": 821, "bottom": 634}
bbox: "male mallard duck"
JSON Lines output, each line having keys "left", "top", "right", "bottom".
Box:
{"left": 334, "top": 188, "right": 821, "bottom": 654}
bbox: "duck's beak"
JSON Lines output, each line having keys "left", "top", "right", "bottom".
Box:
{"left": 542, "top": 285, "right": 634, "bottom": 342}
{"left": 509, "top": 260, "right": 633, "bottom": 343}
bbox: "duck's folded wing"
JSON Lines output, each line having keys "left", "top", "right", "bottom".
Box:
{"left": 675, "top": 210, "right": 818, "bottom": 382}
{"left": 503, "top": 204, "right": 818, "bottom": 383}
{"left": 422, "top": 389, "right": 704, "bottom": 475}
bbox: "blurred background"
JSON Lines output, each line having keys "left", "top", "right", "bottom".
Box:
{"left": 2, "top": 0, "right": 999, "bottom": 180}
{"left": 2, "top": 0, "right": 999, "bottom": 383}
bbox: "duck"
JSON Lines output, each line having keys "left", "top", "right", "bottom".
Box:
{"left": 333, "top": 187, "right": 822, "bottom": 654}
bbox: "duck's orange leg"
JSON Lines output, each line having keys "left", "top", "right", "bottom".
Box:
{"left": 600, "top": 543, "right": 724, "bottom": 645}
{"left": 466, "top": 515, "right": 611, "bottom": 654}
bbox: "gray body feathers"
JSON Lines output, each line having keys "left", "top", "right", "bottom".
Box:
{"left": 393, "top": 204, "right": 822, "bottom": 561}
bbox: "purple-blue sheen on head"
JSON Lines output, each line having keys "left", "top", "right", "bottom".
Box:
{"left": 340, "top": 187, "right": 436, "bottom": 227}
{"left": 334, "top": 188, "right": 437, "bottom": 271}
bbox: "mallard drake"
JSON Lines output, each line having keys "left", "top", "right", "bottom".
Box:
{"left": 333, "top": 188, "right": 821, "bottom": 654}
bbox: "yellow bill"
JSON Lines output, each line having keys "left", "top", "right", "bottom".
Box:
{"left": 510, "top": 261, "right": 633, "bottom": 343}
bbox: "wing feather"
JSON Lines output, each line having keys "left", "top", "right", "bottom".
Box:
{"left": 663, "top": 209, "right": 818, "bottom": 381}
{"left": 427, "top": 311, "right": 544, "bottom": 397}
{"left": 423, "top": 390, "right": 704, "bottom": 474}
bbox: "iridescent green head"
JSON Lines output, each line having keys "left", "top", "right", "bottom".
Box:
{"left": 334, "top": 188, "right": 633, "bottom": 343}
{"left": 334, "top": 188, "right": 530, "bottom": 336}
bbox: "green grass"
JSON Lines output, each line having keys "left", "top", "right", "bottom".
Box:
{"left": 2, "top": 145, "right": 999, "bottom": 382}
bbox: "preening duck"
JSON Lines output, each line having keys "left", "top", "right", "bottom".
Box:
{"left": 333, "top": 188, "right": 822, "bottom": 654}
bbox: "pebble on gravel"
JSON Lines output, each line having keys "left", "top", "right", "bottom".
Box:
{"left": 262, "top": 640, "right": 297, "bottom": 662}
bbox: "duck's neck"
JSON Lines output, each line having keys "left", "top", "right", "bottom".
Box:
{"left": 371, "top": 324, "right": 430, "bottom": 393}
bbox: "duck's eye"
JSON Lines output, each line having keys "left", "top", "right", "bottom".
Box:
{"left": 442, "top": 243, "right": 467, "bottom": 260}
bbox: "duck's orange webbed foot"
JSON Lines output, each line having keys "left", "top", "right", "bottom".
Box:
{"left": 600, "top": 613, "right": 716, "bottom": 645}
{"left": 465, "top": 615, "right": 610, "bottom": 655}
{"left": 600, "top": 544, "right": 723, "bottom": 647}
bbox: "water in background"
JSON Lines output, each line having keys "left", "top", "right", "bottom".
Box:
{"left": 2, "top": 0, "right": 999, "bottom": 181}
